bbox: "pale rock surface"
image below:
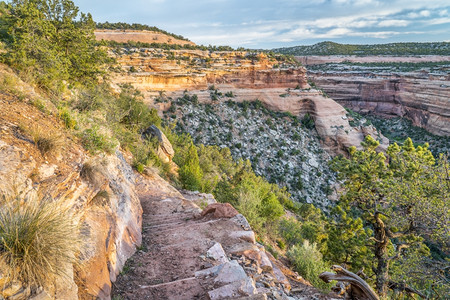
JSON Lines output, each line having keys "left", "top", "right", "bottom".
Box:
{"left": 207, "top": 242, "right": 229, "bottom": 264}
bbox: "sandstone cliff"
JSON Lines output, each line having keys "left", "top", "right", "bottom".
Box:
{"left": 308, "top": 70, "right": 450, "bottom": 136}
{"left": 0, "top": 94, "right": 142, "bottom": 299}
{"left": 111, "top": 47, "right": 387, "bottom": 155}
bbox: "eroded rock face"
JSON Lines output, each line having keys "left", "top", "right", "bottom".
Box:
{"left": 112, "top": 48, "right": 308, "bottom": 93}
{"left": 0, "top": 99, "right": 142, "bottom": 300}
{"left": 309, "top": 71, "right": 450, "bottom": 136}
{"left": 113, "top": 47, "right": 385, "bottom": 155}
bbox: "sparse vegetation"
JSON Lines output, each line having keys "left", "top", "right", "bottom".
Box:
{"left": 0, "top": 193, "right": 80, "bottom": 287}
{"left": 19, "top": 123, "right": 63, "bottom": 156}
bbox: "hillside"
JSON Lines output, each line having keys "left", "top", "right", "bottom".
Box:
{"left": 0, "top": 1, "right": 448, "bottom": 299}
{"left": 273, "top": 41, "right": 450, "bottom": 56}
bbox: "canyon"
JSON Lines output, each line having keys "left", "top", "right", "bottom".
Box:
{"left": 110, "top": 47, "right": 388, "bottom": 156}
{"left": 303, "top": 57, "right": 450, "bottom": 136}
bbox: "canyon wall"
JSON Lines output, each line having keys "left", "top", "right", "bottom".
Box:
{"left": 308, "top": 71, "right": 450, "bottom": 136}
{"left": 112, "top": 48, "right": 387, "bottom": 155}
{"left": 0, "top": 73, "right": 142, "bottom": 299}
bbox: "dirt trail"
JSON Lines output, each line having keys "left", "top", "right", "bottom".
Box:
{"left": 112, "top": 172, "right": 339, "bottom": 300}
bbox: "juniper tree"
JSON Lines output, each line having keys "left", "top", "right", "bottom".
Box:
{"left": 331, "top": 136, "right": 449, "bottom": 297}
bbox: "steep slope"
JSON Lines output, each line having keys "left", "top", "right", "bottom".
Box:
{"left": 0, "top": 83, "right": 142, "bottom": 299}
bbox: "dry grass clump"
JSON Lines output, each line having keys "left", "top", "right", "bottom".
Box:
{"left": 19, "top": 123, "right": 64, "bottom": 156}
{"left": 0, "top": 194, "right": 80, "bottom": 287}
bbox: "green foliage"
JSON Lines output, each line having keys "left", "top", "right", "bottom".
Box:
{"left": 287, "top": 240, "right": 332, "bottom": 290}
{"left": 301, "top": 113, "right": 315, "bottom": 129}
{"left": 331, "top": 135, "right": 450, "bottom": 297}
{"left": 58, "top": 107, "right": 77, "bottom": 129}
{"left": 0, "top": 194, "right": 80, "bottom": 287}
{"left": 116, "top": 84, "right": 161, "bottom": 131}
{"left": 178, "top": 143, "right": 203, "bottom": 191}
{"left": 1, "top": 0, "right": 109, "bottom": 91}
{"left": 80, "top": 126, "right": 116, "bottom": 154}
{"left": 95, "top": 21, "right": 190, "bottom": 41}
{"left": 324, "top": 205, "right": 373, "bottom": 272}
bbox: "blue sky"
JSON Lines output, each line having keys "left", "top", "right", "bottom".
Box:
{"left": 75, "top": 0, "right": 450, "bottom": 49}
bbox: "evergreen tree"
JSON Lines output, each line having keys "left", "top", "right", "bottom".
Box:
{"left": 332, "top": 136, "right": 449, "bottom": 297}
{"left": 1, "top": 0, "right": 108, "bottom": 90}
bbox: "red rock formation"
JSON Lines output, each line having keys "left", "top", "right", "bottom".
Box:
{"left": 112, "top": 48, "right": 388, "bottom": 154}
{"left": 309, "top": 71, "right": 450, "bottom": 136}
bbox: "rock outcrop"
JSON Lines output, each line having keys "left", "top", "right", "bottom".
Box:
{"left": 0, "top": 94, "right": 142, "bottom": 299}
{"left": 112, "top": 47, "right": 386, "bottom": 155}
{"left": 308, "top": 69, "right": 450, "bottom": 136}
{"left": 95, "top": 29, "right": 195, "bottom": 46}
{"left": 112, "top": 48, "right": 309, "bottom": 93}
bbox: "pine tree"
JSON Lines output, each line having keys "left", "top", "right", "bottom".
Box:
{"left": 331, "top": 136, "right": 449, "bottom": 297}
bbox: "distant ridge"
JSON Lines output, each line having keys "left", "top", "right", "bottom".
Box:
{"left": 96, "top": 22, "right": 190, "bottom": 42}
{"left": 273, "top": 41, "right": 450, "bottom": 56}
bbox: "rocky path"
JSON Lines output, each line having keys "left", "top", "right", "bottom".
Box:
{"left": 112, "top": 172, "right": 339, "bottom": 300}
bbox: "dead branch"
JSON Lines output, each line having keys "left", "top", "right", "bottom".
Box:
{"left": 320, "top": 265, "right": 379, "bottom": 300}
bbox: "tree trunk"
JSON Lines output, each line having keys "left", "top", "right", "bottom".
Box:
{"left": 373, "top": 213, "right": 389, "bottom": 297}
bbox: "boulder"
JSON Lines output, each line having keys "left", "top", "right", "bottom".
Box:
{"left": 208, "top": 277, "right": 257, "bottom": 300}
{"left": 143, "top": 125, "right": 175, "bottom": 161}
{"left": 201, "top": 203, "right": 239, "bottom": 219}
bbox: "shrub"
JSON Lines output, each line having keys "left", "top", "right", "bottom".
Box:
{"left": 287, "top": 240, "right": 332, "bottom": 290}
{"left": 0, "top": 194, "right": 80, "bottom": 287}
{"left": 80, "top": 127, "right": 117, "bottom": 154}
{"left": 59, "top": 107, "right": 77, "bottom": 129}
{"left": 301, "top": 113, "right": 315, "bottom": 129}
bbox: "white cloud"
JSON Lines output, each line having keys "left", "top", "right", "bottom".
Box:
{"left": 378, "top": 19, "right": 410, "bottom": 27}
{"left": 420, "top": 10, "right": 431, "bottom": 17}
{"left": 438, "top": 9, "right": 448, "bottom": 17}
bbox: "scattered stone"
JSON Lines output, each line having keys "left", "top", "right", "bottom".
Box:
{"left": 207, "top": 242, "right": 229, "bottom": 264}
{"left": 195, "top": 264, "right": 224, "bottom": 278}
{"left": 214, "top": 260, "right": 248, "bottom": 285}
{"left": 208, "top": 277, "right": 257, "bottom": 300}
{"left": 258, "top": 252, "right": 273, "bottom": 272}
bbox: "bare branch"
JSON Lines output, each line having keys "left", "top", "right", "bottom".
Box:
{"left": 320, "top": 265, "right": 379, "bottom": 300}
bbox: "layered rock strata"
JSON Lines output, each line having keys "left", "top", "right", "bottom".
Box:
{"left": 308, "top": 71, "right": 450, "bottom": 136}
{"left": 113, "top": 48, "right": 386, "bottom": 155}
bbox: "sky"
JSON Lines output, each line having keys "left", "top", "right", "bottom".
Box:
{"left": 75, "top": 0, "right": 450, "bottom": 49}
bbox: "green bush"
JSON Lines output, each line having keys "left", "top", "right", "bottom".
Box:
{"left": 80, "top": 127, "right": 116, "bottom": 154}
{"left": 0, "top": 194, "right": 80, "bottom": 287}
{"left": 287, "top": 240, "right": 332, "bottom": 290}
{"left": 59, "top": 107, "right": 78, "bottom": 129}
